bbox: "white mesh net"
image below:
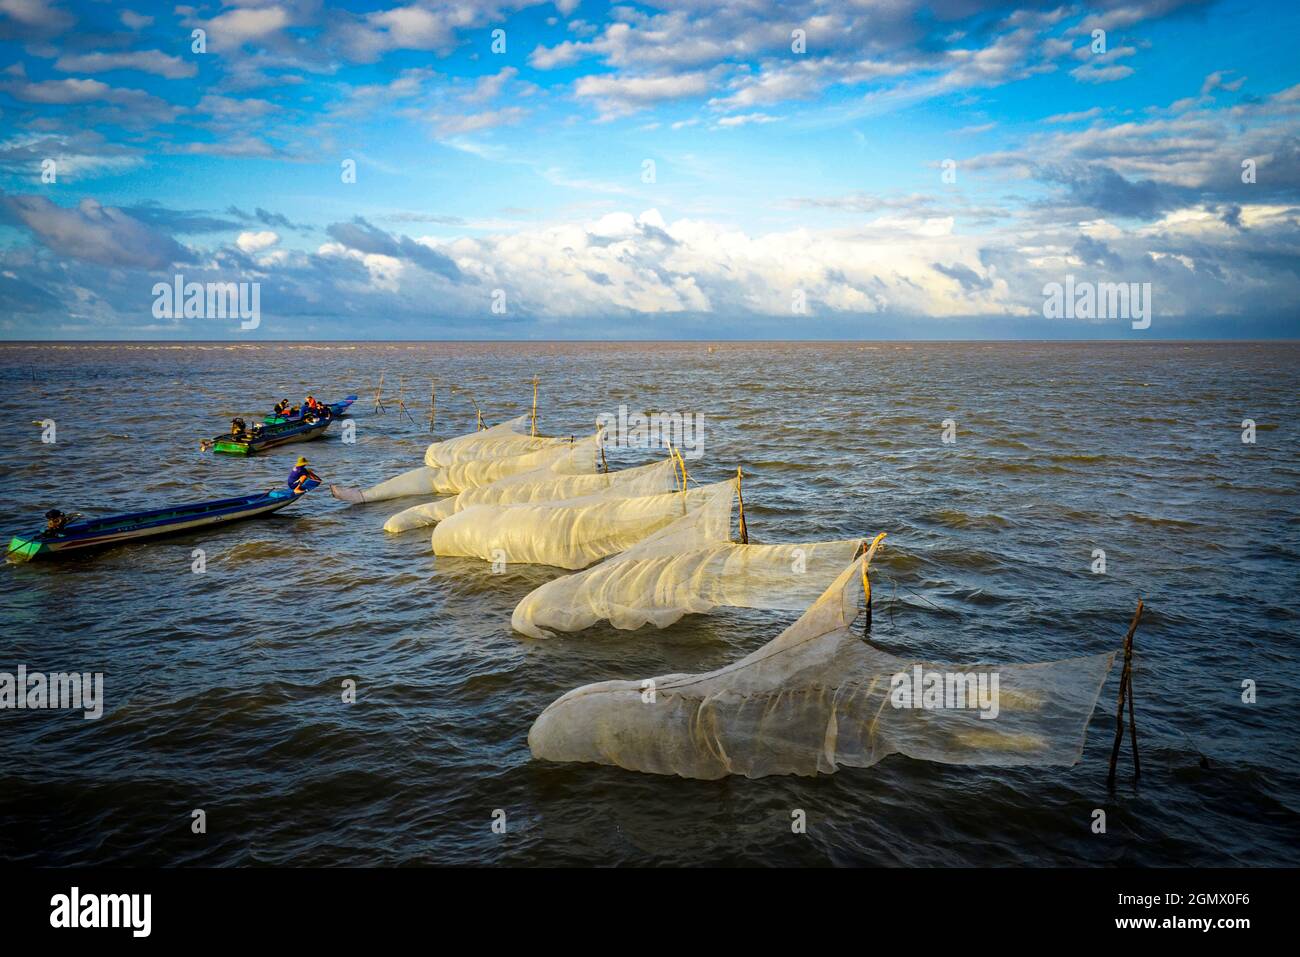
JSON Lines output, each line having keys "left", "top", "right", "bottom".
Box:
{"left": 424, "top": 414, "right": 568, "bottom": 467}
{"left": 332, "top": 422, "right": 594, "bottom": 505}
{"left": 385, "top": 454, "right": 678, "bottom": 534}
{"left": 512, "top": 483, "right": 861, "bottom": 637}
{"left": 431, "top": 479, "right": 732, "bottom": 570}
{"left": 528, "top": 537, "right": 1117, "bottom": 779}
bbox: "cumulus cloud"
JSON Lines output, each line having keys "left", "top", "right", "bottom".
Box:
{"left": 236, "top": 230, "right": 280, "bottom": 253}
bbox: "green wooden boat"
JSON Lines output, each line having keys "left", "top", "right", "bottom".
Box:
{"left": 209, "top": 415, "right": 333, "bottom": 455}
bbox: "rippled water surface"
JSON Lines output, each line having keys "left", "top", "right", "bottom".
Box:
{"left": 1, "top": 341, "right": 1298, "bottom": 866}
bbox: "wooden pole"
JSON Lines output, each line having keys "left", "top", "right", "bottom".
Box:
{"left": 396, "top": 376, "right": 416, "bottom": 424}
{"left": 372, "top": 371, "right": 387, "bottom": 414}
{"left": 530, "top": 375, "right": 539, "bottom": 437}
{"left": 454, "top": 387, "right": 484, "bottom": 430}
{"left": 736, "top": 466, "right": 749, "bottom": 544}
{"left": 1106, "top": 599, "right": 1145, "bottom": 788}
{"left": 861, "top": 545, "right": 872, "bottom": 637}
{"left": 429, "top": 380, "right": 436, "bottom": 432}
{"left": 597, "top": 419, "right": 608, "bottom": 473}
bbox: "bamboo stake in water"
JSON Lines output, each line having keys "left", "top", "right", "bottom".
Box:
{"left": 1107, "top": 600, "right": 1145, "bottom": 788}
{"left": 736, "top": 466, "right": 749, "bottom": 544}
{"left": 529, "top": 375, "right": 540, "bottom": 437}
{"left": 394, "top": 376, "right": 416, "bottom": 424}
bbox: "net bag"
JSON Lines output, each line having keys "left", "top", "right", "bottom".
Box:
{"left": 385, "top": 455, "right": 679, "bottom": 533}
{"left": 528, "top": 536, "right": 1117, "bottom": 779}
{"left": 512, "top": 483, "right": 860, "bottom": 637}
{"left": 430, "top": 479, "right": 732, "bottom": 570}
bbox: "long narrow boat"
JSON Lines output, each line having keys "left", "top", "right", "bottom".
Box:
{"left": 6, "top": 480, "right": 321, "bottom": 563}
{"left": 210, "top": 415, "right": 333, "bottom": 455}
{"left": 264, "top": 394, "right": 358, "bottom": 425}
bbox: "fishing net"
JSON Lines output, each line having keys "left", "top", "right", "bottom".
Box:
{"left": 424, "top": 414, "right": 568, "bottom": 467}
{"left": 512, "top": 483, "right": 861, "bottom": 638}
{"left": 431, "top": 479, "right": 732, "bottom": 570}
{"left": 333, "top": 425, "right": 595, "bottom": 505}
{"left": 528, "top": 537, "right": 1117, "bottom": 779}
{"left": 385, "top": 455, "right": 679, "bottom": 534}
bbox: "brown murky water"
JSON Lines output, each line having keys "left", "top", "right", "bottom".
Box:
{"left": 2, "top": 341, "right": 1298, "bottom": 865}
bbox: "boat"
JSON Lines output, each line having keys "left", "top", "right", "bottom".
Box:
{"left": 264, "top": 395, "right": 358, "bottom": 425}
{"left": 208, "top": 415, "right": 333, "bottom": 455}
{"left": 6, "top": 481, "right": 320, "bottom": 562}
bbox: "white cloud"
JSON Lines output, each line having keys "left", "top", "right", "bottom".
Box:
{"left": 574, "top": 71, "right": 715, "bottom": 117}
{"left": 54, "top": 50, "right": 197, "bottom": 80}
{"left": 236, "top": 230, "right": 280, "bottom": 253}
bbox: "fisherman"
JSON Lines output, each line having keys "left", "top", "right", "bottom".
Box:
{"left": 272, "top": 399, "right": 290, "bottom": 417}
{"left": 44, "top": 509, "right": 69, "bottom": 534}
{"left": 287, "top": 456, "right": 320, "bottom": 493}
{"left": 230, "top": 416, "right": 248, "bottom": 438}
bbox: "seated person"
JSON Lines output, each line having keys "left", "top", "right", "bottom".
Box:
{"left": 230, "top": 417, "right": 248, "bottom": 438}
{"left": 287, "top": 457, "right": 320, "bottom": 493}
{"left": 44, "top": 509, "right": 69, "bottom": 534}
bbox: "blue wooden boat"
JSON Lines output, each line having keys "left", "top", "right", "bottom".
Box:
{"left": 264, "top": 395, "right": 357, "bottom": 425}
{"left": 6, "top": 480, "right": 320, "bottom": 562}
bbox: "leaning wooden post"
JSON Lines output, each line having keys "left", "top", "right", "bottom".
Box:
{"left": 530, "top": 375, "right": 540, "bottom": 437}
{"left": 1107, "top": 599, "right": 1145, "bottom": 788}
{"left": 395, "top": 376, "right": 416, "bottom": 424}
{"left": 596, "top": 419, "right": 608, "bottom": 472}
{"left": 736, "top": 466, "right": 749, "bottom": 544}
{"left": 429, "top": 380, "right": 436, "bottom": 432}
{"left": 861, "top": 548, "right": 872, "bottom": 636}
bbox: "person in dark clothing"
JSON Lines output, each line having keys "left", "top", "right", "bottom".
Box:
{"left": 287, "top": 456, "right": 320, "bottom": 493}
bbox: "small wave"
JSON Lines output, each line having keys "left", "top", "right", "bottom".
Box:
{"left": 921, "top": 509, "right": 1013, "bottom": 530}
{"left": 219, "top": 539, "right": 301, "bottom": 564}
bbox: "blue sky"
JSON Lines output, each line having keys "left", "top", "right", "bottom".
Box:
{"left": 0, "top": 0, "right": 1298, "bottom": 339}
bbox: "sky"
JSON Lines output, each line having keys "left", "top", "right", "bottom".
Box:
{"left": 0, "top": 0, "right": 1297, "bottom": 339}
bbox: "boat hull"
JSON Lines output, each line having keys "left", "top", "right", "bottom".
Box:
{"left": 212, "top": 417, "right": 332, "bottom": 455}
{"left": 6, "top": 482, "right": 318, "bottom": 562}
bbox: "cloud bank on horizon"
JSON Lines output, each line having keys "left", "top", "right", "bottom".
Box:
{"left": 0, "top": 0, "right": 1297, "bottom": 339}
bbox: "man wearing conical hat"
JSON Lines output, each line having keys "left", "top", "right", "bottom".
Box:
{"left": 287, "top": 456, "right": 320, "bottom": 494}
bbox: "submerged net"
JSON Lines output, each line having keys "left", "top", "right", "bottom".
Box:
{"left": 512, "top": 483, "right": 861, "bottom": 637}
{"left": 528, "top": 537, "right": 1117, "bottom": 779}
{"left": 431, "top": 479, "right": 732, "bottom": 570}
{"left": 333, "top": 423, "right": 595, "bottom": 505}
{"left": 385, "top": 454, "right": 679, "bottom": 534}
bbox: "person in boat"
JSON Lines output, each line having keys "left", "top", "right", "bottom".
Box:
{"left": 272, "top": 399, "right": 291, "bottom": 417}
{"left": 287, "top": 456, "right": 320, "bottom": 493}
{"left": 231, "top": 416, "right": 249, "bottom": 439}
{"left": 44, "top": 509, "right": 69, "bottom": 534}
